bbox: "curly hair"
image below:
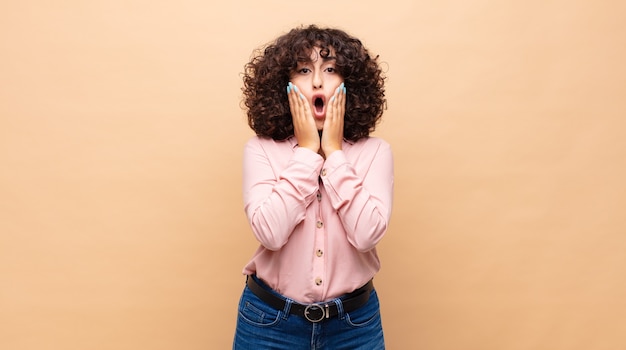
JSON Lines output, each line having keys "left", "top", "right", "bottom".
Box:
{"left": 242, "top": 25, "right": 386, "bottom": 141}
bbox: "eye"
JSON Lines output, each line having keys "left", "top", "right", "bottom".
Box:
{"left": 325, "top": 67, "right": 336, "bottom": 73}
{"left": 298, "top": 67, "right": 311, "bottom": 74}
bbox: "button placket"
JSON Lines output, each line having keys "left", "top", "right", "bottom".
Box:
{"left": 313, "top": 178, "right": 326, "bottom": 294}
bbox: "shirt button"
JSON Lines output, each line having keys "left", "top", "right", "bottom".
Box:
{"left": 315, "top": 278, "right": 323, "bottom": 286}
{"left": 317, "top": 192, "right": 322, "bottom": 201}
{"left": 316, "top": 221, "right": 323, "bottom": 228}
{"left": 316, "top": 249, "right": 323, "bottom": 257}
{"left": 321, "top": 168, "right": 327, "bottom": 177}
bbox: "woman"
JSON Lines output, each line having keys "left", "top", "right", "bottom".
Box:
{"left": 233, "top": 24, "right": 393, "bottom": 349}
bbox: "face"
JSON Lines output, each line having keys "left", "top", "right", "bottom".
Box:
{"left": 290, "top": 47, "right": 344, "bottom": 130}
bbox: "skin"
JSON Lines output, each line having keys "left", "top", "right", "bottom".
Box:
{"left": 287, "top": 47, "right": 346, "bottom": 159}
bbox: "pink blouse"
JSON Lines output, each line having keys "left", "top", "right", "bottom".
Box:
{"left": 241, "top": 135, "right": 394, "bottom": 303}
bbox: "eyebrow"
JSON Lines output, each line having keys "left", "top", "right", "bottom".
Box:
{"left": 295, "top": 56, "right": 336, "bottom": 66}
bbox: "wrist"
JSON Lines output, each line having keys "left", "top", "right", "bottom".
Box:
{"left": 298, "top": 143, "right": 320, "bottom": 153}
{"left": 323, "top": 147, "right": 340, "bottom": 157}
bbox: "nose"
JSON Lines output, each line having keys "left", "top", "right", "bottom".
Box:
{"left": 312, "top": 71, "right": 322, "bottom": 89}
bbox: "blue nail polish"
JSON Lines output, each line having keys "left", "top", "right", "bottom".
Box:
{"left": 287, "top": 85, "right": 291, "bottom": 93}
{"left": 330, "top": 95, "right": 336, "bottom": 102}
{"left": 299, "top": 93, "right": 305, "bottom": 99}
{"left": 293, "top": 85, "right": 299, "bottom": 93}
{"left": 343, "top": 86, "right": 347, "bottom": 94}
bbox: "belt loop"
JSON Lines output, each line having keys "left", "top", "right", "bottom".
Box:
{"left": 333, "top": 298, "right": 345, "bottom": 320}
{"left": 282, "top": 298, "right": 293, "bottom": 320}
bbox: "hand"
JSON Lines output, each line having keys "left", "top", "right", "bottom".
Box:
{"left": 321, "top": 82, "right": 346, "bottom": 157}
{"left": 287, "top": 82, "right": 320, "bottom": 152}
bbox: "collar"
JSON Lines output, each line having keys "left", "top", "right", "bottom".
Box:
{"left": 288, "top": 136, "right": 355, "bottom": 148}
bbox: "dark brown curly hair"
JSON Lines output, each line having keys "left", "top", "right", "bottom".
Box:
{"left": 242, "top": 25, "right": 386, "bottom": 141}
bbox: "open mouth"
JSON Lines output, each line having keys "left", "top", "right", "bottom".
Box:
{"left": 314, "top": 97, "right": 324, "bottom": 114}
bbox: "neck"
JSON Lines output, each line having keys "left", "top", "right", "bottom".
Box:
{"left": 318, "top": 131, "right": 325, "bottom": 159}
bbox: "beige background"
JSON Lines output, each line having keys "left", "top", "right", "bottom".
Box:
{"left": 1, "top": 0, "right": 625, "bottom": 349}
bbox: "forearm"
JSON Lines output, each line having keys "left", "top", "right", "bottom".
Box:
{"left": 244, "top": 144, "right": 323, "bottom": 250}
{"left": 320, "top": 144, "right": 394, "bottom": 251}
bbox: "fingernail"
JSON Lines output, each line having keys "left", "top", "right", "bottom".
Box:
{"left": 299, "top": 93, "right": 305, "bottom": 99}
{"left": 330, "top": 96, "right": 336, "bottom": 102}
{"left": 343, "top": 86, "right": 347, "bottom": 94}
{"left": 293, "top": 85, "right": 299, "bottom": 93}
{"left": 287, "top": 85, "right": 291, "bottom": 93}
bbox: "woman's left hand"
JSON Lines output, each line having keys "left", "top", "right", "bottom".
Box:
{"left": 321, "top": 82, "right": 346, "bottom": 158}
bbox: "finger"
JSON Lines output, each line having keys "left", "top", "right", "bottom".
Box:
{"left": 337, "top": 83, "right": 346, "bottom": 119}
{"left": 287, "top": 82, "right": 299, "bottom": 117}
{"left": 334, "top": 85, "right": 343, "bottom": 122}
{"left": 327, "top": 84, "right": 341, "bottom": 121}
{"left": 292, "top": 83, "right": 308, "bottom": 120}
{"left": 321, "top": 84, "right": 345, "bottom": 152}
{"left": 326, "top": 94, "right": 335, "bottom": 121}
{"left": 298, "top": 90, "right": 311, "bottom": 118}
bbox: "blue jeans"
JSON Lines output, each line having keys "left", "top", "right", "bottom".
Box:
{"left": 233, "top": 278, "right": 385, "bottom": 349}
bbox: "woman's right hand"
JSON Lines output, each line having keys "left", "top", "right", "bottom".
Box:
{"left": 287, "top": 82, "right": 320, "bottom": 153}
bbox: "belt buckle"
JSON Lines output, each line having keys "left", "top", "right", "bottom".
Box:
{"left": 304, "top": 304, "right": 327, "bottom": 323}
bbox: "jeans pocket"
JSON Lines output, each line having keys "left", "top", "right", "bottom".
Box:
{"left": 237, "top": 287, "right": 283, "bottom": 327}
{"left": 344, "top": 290, "right": 382, "bottom": 328}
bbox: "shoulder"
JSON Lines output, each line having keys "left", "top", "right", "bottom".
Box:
{"left": 341, "top": 137, "right": 393, "bottom": 166}
{"left": 245, "top": 135, "right": 297, "bottom": 154}
{"left": 246, "top": 135, "right": 296, "bottom": 146}
{"left": 349, "top": 136, "right": 392, "bottom": 152}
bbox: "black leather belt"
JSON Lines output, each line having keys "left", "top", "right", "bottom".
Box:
{"left": 246, "top": 275, "right": 373, "bottom": 323}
